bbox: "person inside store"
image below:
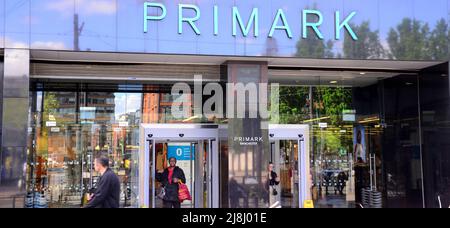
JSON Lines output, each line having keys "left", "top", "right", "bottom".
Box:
{"left": 265, "top": 162, "right": 280, "bottom": 207}
{"left": 156, "top": 157, "right": 186, "bottom": 208}
{"left": 84, "top": 155, "right": 121, "bottom": 208}
{"left": 336, "top": 171, "right": 348, "bottom": 195}
{"left": 354, "top": 156, "right": 367, "bottom": 205}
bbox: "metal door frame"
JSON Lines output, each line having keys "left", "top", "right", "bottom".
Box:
{"left": 139, "top": 124, "right": 219, "bottom": 208}
{"left": 268, "top": 124, "right": 310, "bottom": 208}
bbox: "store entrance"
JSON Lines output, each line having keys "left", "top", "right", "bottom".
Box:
{"left": 268, "top": 124, "right": 310, "bottom": 208}
{"left": 138, "top": 124, "right": 219, "bottom": 208}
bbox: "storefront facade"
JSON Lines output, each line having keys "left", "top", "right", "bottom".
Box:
{"left": 0, "top": 0, "right": 450, "bottom": 208}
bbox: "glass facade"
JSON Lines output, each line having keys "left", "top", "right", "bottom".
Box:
{"left": 0, "top": 0, "right": 449, "bottom": 209}
{"left": 26, "top": 82, "right": 205, "bottom": 207}
{"left": 0, "top": 0, "right": 448, "bottom": 60}
{"left": 18, "top": 62, "right": 449, "bottom": 208}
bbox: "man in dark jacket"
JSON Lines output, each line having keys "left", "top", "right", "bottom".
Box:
{"left": 84, "top": 156, "right": 120, "bottom": 208}
{"left": 156, "top": 157, "right": 186, "bottom": 208}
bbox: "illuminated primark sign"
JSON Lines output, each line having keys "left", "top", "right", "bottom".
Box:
{"left": 143, "top": 2, "right": 358, "bottom": 41}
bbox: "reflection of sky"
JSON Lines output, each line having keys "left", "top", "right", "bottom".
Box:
{"left": 0, "top": 0, "right": 449, "bottom": 58}
{"left": 114, "top": 93, "right": 142, "bottom": 121}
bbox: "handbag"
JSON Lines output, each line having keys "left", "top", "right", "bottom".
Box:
{"left": 157, "top": 187, "right": 165, "bottom": 200}
{"left": 178, "top": 181, "right": 192, "bottom": 202}
{"left": 271, "top": 186, "right": 278, "bottom": 196}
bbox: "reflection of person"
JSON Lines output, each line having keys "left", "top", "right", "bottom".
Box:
{"left": 354, "top": 130, "right": 365, "bottom": 163}
{"left": 229, "top": 177, "right": 246, "bottom": 208}
{"left": 156, "top": 157, "right": 186, "bottom": 208}
{"left": 84, "top": 156, "right": 121, "bottom": 208}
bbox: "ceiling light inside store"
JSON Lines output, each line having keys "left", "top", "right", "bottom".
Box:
{"left": 329, "top": 81, "right": 338, "bottom": 84}
{"left": 303, "top": 116, "right": 330, "bottom": 123}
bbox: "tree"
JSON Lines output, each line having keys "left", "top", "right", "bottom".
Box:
{"left": 343, "top": 21, "right": 385, "bottom": 59}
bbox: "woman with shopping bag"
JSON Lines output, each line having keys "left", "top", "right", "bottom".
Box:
{"left": 156, "top": 157, "right": 187, "bottom": 208}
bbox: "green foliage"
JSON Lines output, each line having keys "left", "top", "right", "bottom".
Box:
{"left": 343, "top": 21, "right": 385, "bottom": 59}
{"left": 316, "top": 87, "right": 352, "bottom": 125}
{"left": 44, "top": 92, "right": 59, "bottom": 114}
{"left": 387, "top": 17, "right": 450, "bottom": 61}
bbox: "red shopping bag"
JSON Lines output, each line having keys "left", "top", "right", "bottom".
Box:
{"left": 178, "top": 181, "right": 192, "bottom": 202}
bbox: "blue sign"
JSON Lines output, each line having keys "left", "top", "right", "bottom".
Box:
{"left": 167, "top": 144, "right": 194, "bottom": 161}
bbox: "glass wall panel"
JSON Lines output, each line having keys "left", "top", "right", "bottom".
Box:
{"left": 1, "top": 0, "right": 443, "bottom": 60}
{"left": 26, "top": 81, "right": 219, "bottom": 208}
{"left": 273, "top": 70, "right": 422, "bottom": 208}
{"left": 419, "top": 63, "right": 450, "bottom": 208}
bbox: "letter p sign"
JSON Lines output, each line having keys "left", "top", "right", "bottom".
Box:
{"left": 144, "top": 2, "right": 167, "bottom": 33}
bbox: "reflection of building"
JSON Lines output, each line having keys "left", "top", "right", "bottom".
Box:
{"left": 33, "top": 91, "right": 116, "bottom": 205}
{"left": 142, "top": 85, "right": 193, "bottom": 123}
{"left": 266, "top": 37, "right": 279, "bottom": 56}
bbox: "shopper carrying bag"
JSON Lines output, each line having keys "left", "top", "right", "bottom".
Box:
{"left": 156, "top": 157, "right": 187, "bottom": 208}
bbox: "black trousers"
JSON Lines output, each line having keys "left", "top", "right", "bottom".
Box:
{"left": 163, "top": 200, "right": 181, "bottom": 208}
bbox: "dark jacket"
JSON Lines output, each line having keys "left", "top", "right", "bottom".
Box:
{"left": 265, "top": 171, "right": 280, "bottom": 191}
{"left": 156, "top": 166, "right": 186, "bottom": 202}
{"left": 85, "top": 168, "right": 120, "bottom": 208}
{"left": 269, "top": 171, "right": 280, "bottom": 186}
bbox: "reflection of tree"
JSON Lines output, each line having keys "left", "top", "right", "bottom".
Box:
{"left": 296, "top": 36, "right": 334, "bottom": 58}
{"left": 343, "top": 21, "right": 385, "bottom": 59}
{"left": 37, "top": 93, "right": 60, "bottom": 155}
{"left": 429, "top": 19, "right": 450, "bottom": 60}
{"left": 388, "top": 17, "right": 450, "bottom": 61}
{"left": 296, "top": 37, "right": 334, "bottom": 59}
{"left": 44, "top": 92, "right": 59, "bottom": 117}
{"left": 388, "top": 18, "right": 431, "bottom": 60}
{"left": 295, "top": 5, "right": 334, "bottom": 59}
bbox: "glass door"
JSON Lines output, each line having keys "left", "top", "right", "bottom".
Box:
{"left": 146, "top": 139, "right": 213, "bottom": 208}
{"left": 270, "top": 140, "right": 300, "bottom": 208}
{"left": 268, "top": 124, "right": 309, "bottom": 208}
{"left": 138, "top": 124, "right": 219, "bottom": 208}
